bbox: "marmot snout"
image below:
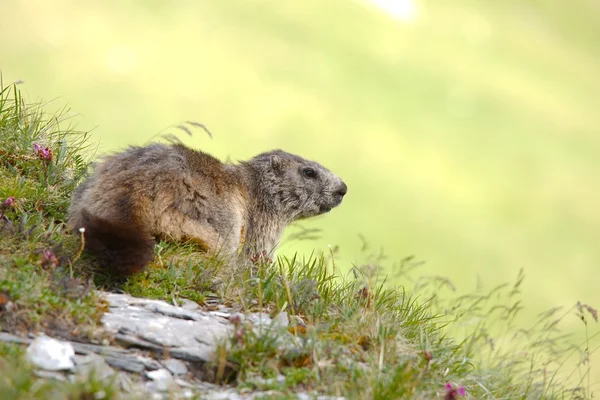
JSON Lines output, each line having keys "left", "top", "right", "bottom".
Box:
{"left": 68, "top": 143, "right": 347, "bottom": 275}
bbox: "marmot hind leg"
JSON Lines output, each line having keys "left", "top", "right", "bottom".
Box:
{"left": 75, "top": 210, "right": 156, "bottom": 275}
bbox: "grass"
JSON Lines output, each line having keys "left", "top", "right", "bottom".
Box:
{"left": 2, "top": 0, "right": 600, "bottom": 378}
{"left": 1, "top": 83, "right": 598, "bottom": 398}
{"left": 0, "top": 343, "right": 121, "bottom": 400}
{"left": 0, "top": 81, "right": 103, "bottom": 340}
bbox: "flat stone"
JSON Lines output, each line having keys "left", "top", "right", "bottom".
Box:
{"left": 33, "top": 370, "right": 67, "bottom": 382}
{"left": 101, "top": 292, "right": 233, "bottom": 364}
{"left": 163, "top": 358, "right": 188, "bottom": 375}
{"left": 103, "top": 355, "right": 147, "bottom": 373}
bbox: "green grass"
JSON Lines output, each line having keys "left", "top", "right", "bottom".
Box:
{"left": 0, "top": 82, "right": 102, "bottom": 339}
{"left": 1, "top": 0, "right": 597, "bottom": 330}
{"left": 0, "top": 343, "right": 121, "bottom": 400}
{"left": 208, "top": 250, "right": 598, "bottom": 398}
{"left": 1, "top": 72, "right": 598, "bottom": 398}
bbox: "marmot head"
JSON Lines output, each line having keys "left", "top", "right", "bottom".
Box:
{"left": 248, "top": 150, "right": 347, "bottom": 221}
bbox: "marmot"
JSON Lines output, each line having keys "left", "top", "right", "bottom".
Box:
{"left": 68, "top": 143, "right": 347, "bottom": 275}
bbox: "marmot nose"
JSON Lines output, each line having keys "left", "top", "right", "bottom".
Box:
{"left": 335, "top": 182, "right": 348, "bottom": 197}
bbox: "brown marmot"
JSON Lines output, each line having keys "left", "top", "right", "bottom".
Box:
{"left": 67, "top": 143, "right": 347, "bottom": 275}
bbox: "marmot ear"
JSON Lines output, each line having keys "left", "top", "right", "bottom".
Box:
{"left": 270, "top": 155, "right": 282, "bottom": 171}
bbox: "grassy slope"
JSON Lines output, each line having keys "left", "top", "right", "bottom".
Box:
{"left": 0, "top": 83, "right": 597, "bottom": 398}
{"left": 1, "top": 0, "right": 598, "bottom": 309}
{"left": 0, "top": 84, "right": 102, "bottom": 338}
{"left": 1, "top": 0, "right": 599, "bottom": 392}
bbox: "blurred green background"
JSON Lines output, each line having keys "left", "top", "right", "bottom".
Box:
{"left": 2, "top": 0, "right": 599, "bottom": 384}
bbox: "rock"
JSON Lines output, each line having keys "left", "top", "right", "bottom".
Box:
{"left": 174, "top": 378, "right": 195, "bottom": 388}
{"left": 202, "top": 390, "right": 248, "bottom": 400}
{"left": 116, "top": 372, "right": 135, "bottom": 392}
{"left": 211, "top": 311, "right": 232, "bottom": 319}
{"left": 25, "top": 336, "right": 75, "bottom": 371}
{"left": 245, "top": 311, "right": 300, "bottom": 352}
{"left": 33, "top": 370, "right": 67, "bottom": 381}
{"left": 247, "top": 311, "right": 289, "bottom": 331}
{"left": 180, "top": 388, "right": 195, "bottom": 398}
{"left": 273, "top": 312, "right": 289, "bottom": 329}
{"left": 296, "top": 394, "right": 346, "bottom": 400}
{"left": 247, "top": 312, "right": 272, "bottom": 329}
{"left": 180, "top": 299, "right": 200, "bottom": 311}
{"left": 73, "top": 353, "right": 115, "bottom": 381}
{"left": 101, "top": 292, "right": 233, "bottom": 364}
{"left": 101, "top": 355, "right": 144, "bottom": 373}
{"left": 146, "top": 368, "right": 175, "bottom": 392}
{"left": 163, "top": 358, "right": 188, "bottom": 375}
{"left": 251, "top": 374, "right": 286, "bottom": 386}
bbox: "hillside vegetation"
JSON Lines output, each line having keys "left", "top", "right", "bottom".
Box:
{"left": 0, "top": 83, "right": 598, "bottom": 398}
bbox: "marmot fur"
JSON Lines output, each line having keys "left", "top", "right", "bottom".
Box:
{"left": 67, "top": 143, "right": 347, "bottom": 275}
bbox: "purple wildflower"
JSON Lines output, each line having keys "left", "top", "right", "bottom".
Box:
{"left": 41, "top": 249, "right": 58, "bottom": 269}
{"left": 229, "top": 314, "right": 242, "bottom": 326}
{"left": 1, "top": 196, "right": 15, "bottom": 209}
{"left": 33, "top": 143, "right": 53, "bottom": 161}
{"left": 250, "top": 249, "right": 273, "bottom": 265}
{"left": 444, "top": 382, "right": 467, "bottom": 399}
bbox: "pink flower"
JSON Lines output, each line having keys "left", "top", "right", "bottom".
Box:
{"left": 33, "top": 143, "right": 53, "bottom": 161}
{"left": 41, "top": 249, "right": 58, "bottom": 269}
{"left": 250, "top": 250, "right": 273, "bottom": 265}
{"left": 1, "top": 196, "right": 15, "bottom": 209}
{"left": 444, "top": 382, "right": 467, "bottom": 399}
{"left": 423, "top": 351, "right": 432, "bottom": 362}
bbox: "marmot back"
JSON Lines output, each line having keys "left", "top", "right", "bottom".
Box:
{"left": 68, "top": 143, "right": 347, "bottom": 275}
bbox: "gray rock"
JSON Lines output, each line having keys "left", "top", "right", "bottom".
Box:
{"left": 251, "top": 374, "right": 286, "bottom": 386}
{"left": 163, "top": 358, "right": 188, "bottom": 375}
{"left": 146, "top": 368, "right": 175, "bottom": 392}
{"left": 211, "top": 311, "right": 232, "bottom": 319}
{"left": 25, "top": 336, "right": 75, "bottom": 371}
{"left": 116, "top": 372, "right": 135, "bottom": 392}
{"left": 273, "top": 312, "right": 289, "bottom": 329}
{"left": 101, "top": 292, "right": 233, "bottom": 363}
{"left": 247, "top": 311, "right": 289, "bottom": 331}
{"left": 180, "top": 299, "right": 200, "bottom": 311}
{"left": 33, "top": 370, "right": 67, "bottom": 381}
{"left": 247, "top": 312, "right": 272, "bottom": 329}
{"left": 73, "top": 353, "right": 115, "bottom": 381}
{"left": 4, "top": 295, "right": 331, "bottom": 399}
{"left": 296, "top": 394, "right": 346, "bottom": 400}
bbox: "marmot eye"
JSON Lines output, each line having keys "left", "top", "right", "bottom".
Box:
{"left": 302, "top": 168, "right": 317, "bottom": 179}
